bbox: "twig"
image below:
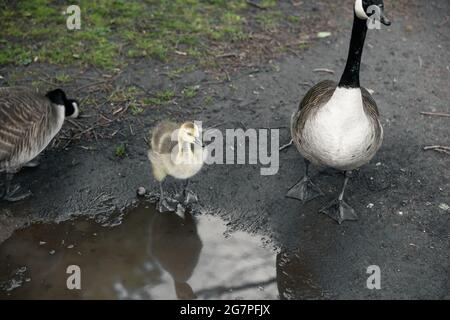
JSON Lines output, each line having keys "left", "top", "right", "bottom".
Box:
{"left": 424, "top": 145, "right": 450, "bottom": 151}
{"left": 74, "top": 80, "right": 110, "bottom": 93}
{"left": 38, "top": 77, "right": 59, "bottom": 87}
{"left": 424, "top": 145, "right": 450, "bottom": 155}
{"left": 313, "top": 68, "right": 335, "bottom": 74}
{"left": 420, "top": 111, "right": 450, "bottom": 118}
{"left": 216, "top": 53, "right": 239, "bottom": 59}
{"left": 286, "top": 48, "right": 300, "bottom": 58}
{"left": 280, "top": 139, "right": 294, "bottom": 151}
{"left": 246, "top": 0, "right": 267, "bottom": 10}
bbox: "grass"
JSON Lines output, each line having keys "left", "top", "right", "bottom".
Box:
{"left": 129, "top": 103, "right": 144, "bottom": 116}
{"left": 146, "top": 89, "right": 176, "bottom": 105}
{"left": 167, "top": 65, "right": 197, "bottom": 79}
{"left": 203, "top": 95, "right": 214, "bottom": 106}
{"left": 0, "top": 0, "right": 256, "bottom": 70}
{"left": 115, "top": 144, "right": 126, "bottom": 157}
{"left": 255, "top": 10, "right": 284, "bottom": 31}
{"left": 55, "top": 73, "right": 71, "bottom": 83}
{"left": 182, "top": 85, "right": 200, "bottom": 99}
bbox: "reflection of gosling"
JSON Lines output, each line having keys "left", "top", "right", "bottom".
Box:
{"left": 148, "top": 121, "right": 204, "bottom": 211}
{"left": 149, "top": 211, "right": 202, "bottom": 299}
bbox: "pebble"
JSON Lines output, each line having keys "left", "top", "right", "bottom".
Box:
{"left": 49, "top": 250, "right": 55, "bottom": 255}
{"left": 367, "top": 203, "right": 374, "bottom": 209}
{"left": 438, "top": 203, "right": 449, "bottom": 212}
{"left": 137, "top": 187, "right": 146, "bottom": 197}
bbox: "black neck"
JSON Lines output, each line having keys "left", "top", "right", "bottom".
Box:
{"left": 338, "top": 13, "right": 368, "bottom": 88}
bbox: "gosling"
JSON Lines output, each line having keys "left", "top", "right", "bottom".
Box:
{"left": 148, "top": 121, "right": 204, "bottom": 212}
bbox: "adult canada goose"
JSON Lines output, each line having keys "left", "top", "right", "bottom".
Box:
{"left": 289, "top": 0, "right": 391, "bottom": 223}
{"left": 148, "top": 121, "right": 204, "bottom": 212}
{"left": 0, "top": 87, "right": 79, "bottom": 201}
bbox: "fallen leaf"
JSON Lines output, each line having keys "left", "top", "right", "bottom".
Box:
{"left": 317, "top": 31, "right": 331, "bottom": 38}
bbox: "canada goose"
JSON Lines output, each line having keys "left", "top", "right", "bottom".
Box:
{"left": 289, "top": 0, "right": 391, "bottom": 223}
{"left": 148, "top": 121, "right": 204, "bottom": 212}
{"left": 0, "top": 87, "right": 79, "bottom": 202}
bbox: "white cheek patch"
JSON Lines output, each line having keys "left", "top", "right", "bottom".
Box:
{"left": 71, "top": 102, "right": 79, "bottom": 118}
{"left": 355, "top": 0, "right": 369, "bottom": 19}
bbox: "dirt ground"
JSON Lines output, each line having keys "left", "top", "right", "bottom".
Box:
{"left": 0, "top": 0, "right": 449, "bottom": 299}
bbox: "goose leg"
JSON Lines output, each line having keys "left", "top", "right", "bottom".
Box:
{"left": 1, "top": 173, "right": 32, "bottom": 202}
{"left": 183, "top": 179, "right": 198, "bottom": 205}
{"left": 286, "top": 159, "right": 323, "bottom": 202}
{"left": 319, "top": 171, "right": 358, "bottom": 224}
{"left": 182, "top": 179, "right": 190, "bottom": 198}
{"left": 157, "top": 181, "right": 171, "bottom": 213}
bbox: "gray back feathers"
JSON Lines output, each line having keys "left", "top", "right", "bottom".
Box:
{"left": 0, "top": 87, "right": 63, "bottom": 171}
{"left": 150, "top": 121, "right": 179, "bottom": 154}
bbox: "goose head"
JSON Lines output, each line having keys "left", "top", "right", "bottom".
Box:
{"left": 45, "top": 88, "right": 80, "bottom": 119}
{"left": 178, "top": 122, "right": 202, "bottom": 146}
{"left": 354, "top": 0, "right": 391, "bottom": 26}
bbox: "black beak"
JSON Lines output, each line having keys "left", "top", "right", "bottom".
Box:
{"left": 380, "top": 10, "right": 391, "bottom": 26}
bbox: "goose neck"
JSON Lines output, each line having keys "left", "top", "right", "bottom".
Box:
{"left": 338, "top": 13, "right": 368, "bottom": 88}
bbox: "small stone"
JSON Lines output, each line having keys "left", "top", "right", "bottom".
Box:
{"left": 67, "top": 245, "right": 74, "bottom": 249}
{"left": 375, "top": 162, "right": 381, "bottom": 166}
{"left": 367, "top": 203, "right": 374, "bottom": 209}
{"left": 398, "top": 211, "right": 404, "bottom": 216}
{"left": 137, "top": 187, "right": 146, "bottom": 197}
{"left": 39, "top": 241, "right": 46, "bottom": 246}
{"left": 438, "top": 203, "right": 449, "bottom": 212}
{"left": 49, "top": 250, "right": 56, "bottom": 255}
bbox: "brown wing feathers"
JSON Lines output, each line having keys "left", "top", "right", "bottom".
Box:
{"left": 0, "top": 88, "right": 54, "bottom": 169}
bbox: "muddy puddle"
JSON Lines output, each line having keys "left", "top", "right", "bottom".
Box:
{"left": 0, "top": 203, "right": 286, "bottom": 300}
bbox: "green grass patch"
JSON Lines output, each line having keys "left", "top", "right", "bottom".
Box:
{"left": 182, "top": 85, "right": 200, "bottom": 99}
{"left": 0, "top": 0, "right": 258, "bottom": 70}
{"left": 115, "top": 144, "right": 126, "bottom": 157}
{"left": 146, "top": 89, "right": 176, "bottom": 105}
{"left": 115, "top": 143, "right": 127, "bottom": 158}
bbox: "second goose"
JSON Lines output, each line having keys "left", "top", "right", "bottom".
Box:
{"left": 0, "top": 87, "right": 79, "bottom": 201}
{"left": 289, "top": 0, "right": 391, "bottom": 223}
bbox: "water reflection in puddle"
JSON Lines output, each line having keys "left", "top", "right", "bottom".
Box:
{"left": 0, "top": 203, "right": 279, "bottom": 299}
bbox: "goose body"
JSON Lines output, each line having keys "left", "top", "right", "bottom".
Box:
{"left": 292, "top": 82, "right": 383, "bottom": 171}
{"left": 288, "top": 0, "right": 390, "bottom": 223}
{"left": 0, "top": 87, "right": 79, "bottom": 201}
